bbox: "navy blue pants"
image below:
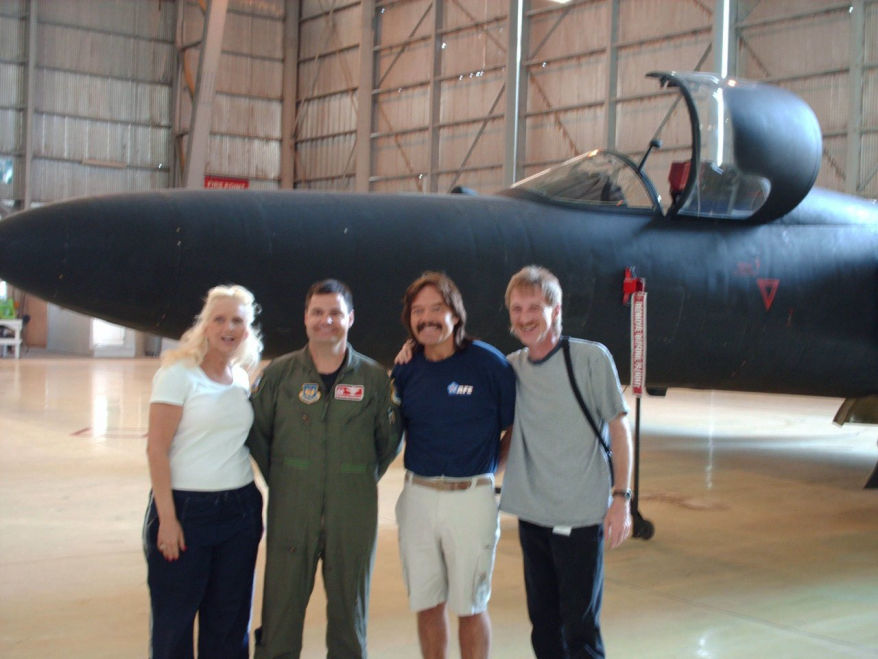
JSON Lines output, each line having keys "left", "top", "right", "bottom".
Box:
{"left": 143, "top": 482, "right": 263, "bottom": 659}
{"left": 518, "top": 520, "right": 605, "bottom": 659}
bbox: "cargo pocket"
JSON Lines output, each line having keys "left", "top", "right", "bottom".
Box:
{"left": 470, "top": 497, "right": 500, "bottom": 611}
{"left": 470, "top": 541, "right": 497, "bottom": 611}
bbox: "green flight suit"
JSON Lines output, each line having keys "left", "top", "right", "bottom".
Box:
{"left": 248, "top": 344, "right": 401, "bottom": 658}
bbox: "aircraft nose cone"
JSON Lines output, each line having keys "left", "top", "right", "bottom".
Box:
{"left": 0, "top": 205, "right": 68, "bottom": 301}
{"left": 0, "top": 190, "right": 283, "bottom": 338}
{"left": 0, "top": 194, "right": 183, "bottom": 327}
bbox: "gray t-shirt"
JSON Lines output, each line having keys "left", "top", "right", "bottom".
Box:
{"left": 499, "top": 338, "right": 628, "bottom": 527}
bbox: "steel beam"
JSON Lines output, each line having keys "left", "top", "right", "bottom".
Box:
{"left": 23, "top": 0, "right": 38, "bottom": 209}
{"left": 846, "top": 0, "right": 864, "bottom": 195}
{"left": 183, "top": 0, "right": 229, "bottom": 189}
{"left": 281, "top": 0, "right": 300, "bottom": 188}
{"left": 713, "top": 0, "right": 729, "bottom": 77}
{"left": 606, "top": 0, "right": 619, "bottom": 150}
{"left": 356, "top": 0, "right": 376, "bottom": 191}
{"left": 503, "top": 0, "right": 523, "bottom": 186}
{"left": 427, "top": 0, "right": 442, "bottom": 192}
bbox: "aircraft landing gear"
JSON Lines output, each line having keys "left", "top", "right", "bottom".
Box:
{"left": 865, "top": 460, "right": 878, "bottom": 489}
{"left": 631, "top": 397, "right": 654, "bottom": 540}
{"left": 632, "top": 509, "right": 654, "bottom": 540}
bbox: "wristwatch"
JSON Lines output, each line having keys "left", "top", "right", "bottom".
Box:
{"left": 612, "top": 488, "right": 632, "bottom": 501}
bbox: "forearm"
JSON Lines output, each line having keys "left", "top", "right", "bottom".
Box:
{"left": 604, "top": 413, "right": 634, "bottom": 548}
{"left": 608, "top": 414, "right": 633, "bottom": 491}
{"left": 146, "top": 402, "right": 183, "bottom": 522}
{"left": 375, "top": 424, "right": 403, "bottom": 478}
{"left": 375, "top": 389, "right": 402, "bottom": 477}
{"left": 496, "top": 427, "right": 512, "bottom": 473}
{"left": 247, "top": 374, "right": 276, "bottom": 480}
{"left": 376, "top": 447, "right": 398, "bottom": 479}
{"left": 246, "top": 427, "right": 271, "bottom": 481}
{"left": 146, "top": 447, "right": 177, "bottom": 522}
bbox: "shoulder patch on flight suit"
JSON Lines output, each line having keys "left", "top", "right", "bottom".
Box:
{"left": 299, "top": 383, "right": 321, "bottom": 404}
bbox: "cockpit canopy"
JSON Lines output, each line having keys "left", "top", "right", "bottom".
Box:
{"left": 509, "top": 72, "right": 822, "bottom": 222}
{"left": 511, "top": 150, "right": 660, "bottom": 211}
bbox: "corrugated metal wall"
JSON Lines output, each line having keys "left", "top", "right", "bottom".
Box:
{"left": 1, "top": 0, "right": 874, "bottom": 207}
{"left": 291, "top": 0, "right": 361, "bottom": 190}
{"left": 174, "top": 0, "right": 284, "bottom": 188}
{"left": 0, "top": 1, "right": 27, "bottom": 213}
{"left": 0, "top": 0, "right": 287, "bottom": 209}
{"left": 736, "top": 0, "right": 876, "bottom": 196}
{"left": 291, "top": 0, "right": 876, "bottom": 198}
{"left": 16, "top": 0, "right": 175, "bottom": 202}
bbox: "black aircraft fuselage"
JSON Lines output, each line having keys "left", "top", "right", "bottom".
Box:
{"left": 0, "top": 72, "right": 876, "bottom": 410}
{"left": 1, "top": 184, "right": 875, "bottom": 401}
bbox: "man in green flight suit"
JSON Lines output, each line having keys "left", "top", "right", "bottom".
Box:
{"left": 248, "top": 279, "right": 402, "bottom": 658}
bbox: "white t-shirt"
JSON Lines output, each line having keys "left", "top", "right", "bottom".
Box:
{"left": 150, "top": 361, "right": 255, "bottom": 491}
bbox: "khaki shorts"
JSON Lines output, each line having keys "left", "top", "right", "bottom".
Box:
{"left": 395, "top": 472, "right": 500, "bottom": 616}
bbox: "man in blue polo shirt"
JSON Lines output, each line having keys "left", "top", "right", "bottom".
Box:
{"left": 392, "top": 271, "right": 515, "bottom": 659}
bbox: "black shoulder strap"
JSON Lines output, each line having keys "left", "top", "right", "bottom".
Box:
{"left": 561, "top": 336, "right": 614, "bottom": 464}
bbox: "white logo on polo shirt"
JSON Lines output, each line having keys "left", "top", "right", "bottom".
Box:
{"left": 447, "top": 382, "right": 473, "bottom": 396}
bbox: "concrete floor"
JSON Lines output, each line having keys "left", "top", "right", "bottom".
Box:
{"left": 1, "top": 356, "right": 876, "bottom": 658}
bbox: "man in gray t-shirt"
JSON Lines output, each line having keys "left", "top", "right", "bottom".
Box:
{"left": 499, "top": 265, "right": 633, "bottom": 659}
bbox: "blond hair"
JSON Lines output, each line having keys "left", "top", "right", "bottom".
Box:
{"left": 505, "top": 265, "right": 563, "bottom": 333}
{"left": 161, "top": 284, "right": 263, "bottom": 373}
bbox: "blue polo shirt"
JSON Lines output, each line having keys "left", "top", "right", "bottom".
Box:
{"left": 391, "top": 340, "right": 516, "bottom": 477}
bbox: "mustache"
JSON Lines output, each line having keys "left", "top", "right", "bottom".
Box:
{"left": 415, "top": 321, "right": 444, "bottom": 333}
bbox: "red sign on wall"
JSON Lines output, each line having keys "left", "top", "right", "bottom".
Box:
{"left": 204, "top": 175, "right": 249, "bottom": 189}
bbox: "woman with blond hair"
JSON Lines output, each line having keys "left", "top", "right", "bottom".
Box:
{"left": 143, "top": 284, "right": 264, "bottom": 658}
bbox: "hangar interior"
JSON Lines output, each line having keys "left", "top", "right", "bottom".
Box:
{"left": 0, "top": 1, "right": 876, "bottom": 657}
{"left": 0, "top": 0, "right": 876, "bottom": 353}
{"left": 2, "top": 361, "right": 877, "bottom": 656}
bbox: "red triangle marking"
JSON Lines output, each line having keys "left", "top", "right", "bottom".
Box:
{"left": 757, "top": 278, "right": 779, "bottom": 310}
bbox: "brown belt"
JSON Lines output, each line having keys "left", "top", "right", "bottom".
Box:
{"left": 407, "top": 473, "right": 493, "bottom": 491}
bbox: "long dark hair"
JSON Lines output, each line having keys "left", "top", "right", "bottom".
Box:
{"left": 401, "top": 271, "right": 472, "bottom": 351}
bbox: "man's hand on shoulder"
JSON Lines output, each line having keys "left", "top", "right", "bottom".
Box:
{"left": 394, "top": 339, "right": 416, "bottom": 365}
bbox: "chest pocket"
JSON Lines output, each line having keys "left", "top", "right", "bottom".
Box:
{"left": 332, "top": 389, "right": 379, "bottom": 475}
{"left": 294, "top": 378, "right": 377, "bottom": 430}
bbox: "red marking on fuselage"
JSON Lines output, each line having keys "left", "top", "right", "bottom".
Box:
{"left": 757, "top": 278, "right": 779, "bottom": 310}
{"left": 735, "top": 258, "right": 761, "bottom": 276}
